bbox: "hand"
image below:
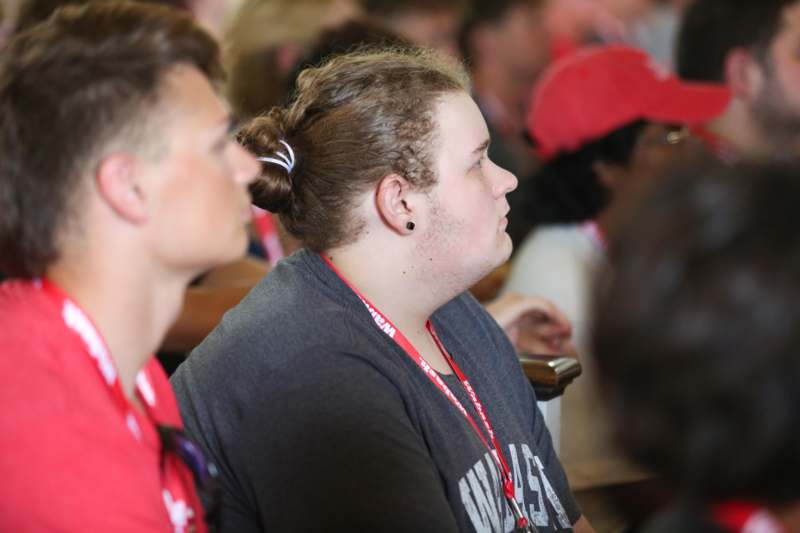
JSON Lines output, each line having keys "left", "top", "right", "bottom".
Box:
{"left": 485, "top": 293, "right": 574, "bottom": 357}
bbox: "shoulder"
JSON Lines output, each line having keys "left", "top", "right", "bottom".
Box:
{"left": 0, "top": 280, "right": 79, "bottom": 415}
{"left": 434, "top": 291, "right": 497, "bottom": 334}
{"left": 505, "top": 223, "right": 597, "bottom": 297}
{"left": 433, "top": 292, "right": 517, "bottom": 369}
{"left": 514, "top": 224, "right": 591, "bottom": 265}
{"left": 0, "top": 280, "right": 56, "bottom": 339}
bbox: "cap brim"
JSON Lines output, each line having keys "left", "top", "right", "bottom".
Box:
{"left": 644, "top": 81, "right": 731, "bottom": 125}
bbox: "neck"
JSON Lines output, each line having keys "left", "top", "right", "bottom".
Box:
{"left": 47, "top": 258, "right": 190, "bottom": 400}
{"left": 322, "top": 243, "right": 449, "bottom": 339}
{"left": 706, "top": 99, "right": 771, "bottom": 160}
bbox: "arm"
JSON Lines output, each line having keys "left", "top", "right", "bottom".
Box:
{"left": 573, "top": 515, "right": 597, "bottom": 533}
{"left": 485, "top": 292, "right": 575, "bottom": 356}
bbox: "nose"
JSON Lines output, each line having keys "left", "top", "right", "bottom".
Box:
{"left": 489, "top": 159, "right": 518, "bottom": 197}
{"left": 233, "top": 143, "right": 260, "bottom": 186}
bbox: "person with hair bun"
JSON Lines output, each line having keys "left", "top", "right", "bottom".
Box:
{"left": 172, "top": 48, "right": 593, "bottom": 532}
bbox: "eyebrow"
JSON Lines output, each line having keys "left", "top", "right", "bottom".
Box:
{"left": 211, "top": 116, "right": 238, "bottom": 142}
{"left": 224, "top": 116, "right": 239, "bottom": 135}
{"left": 472, "top": 139, "right": 490, "bottom": 155}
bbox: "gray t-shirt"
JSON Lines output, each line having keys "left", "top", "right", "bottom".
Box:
{"left": 171, "top": 250, "right": 581, "bottom": 533}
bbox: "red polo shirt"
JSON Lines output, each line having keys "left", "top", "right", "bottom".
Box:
{"left": 0, "top": 279, "right": 207, "bottom": 532}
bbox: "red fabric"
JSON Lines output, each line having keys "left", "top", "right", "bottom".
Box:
{"left": 0, "top": 280, "right": 206, "bottom": 532}
{"left": 528, "top": 45, "right": 732, "bottom": 160}
{"left": 549, "top": 34, "right": 582, "bottom": 61}
{"left": 711, "top": 501, "right": 784, "bottom": 532}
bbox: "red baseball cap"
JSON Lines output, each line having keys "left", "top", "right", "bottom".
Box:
{"left": 528, "top": 45, "right": 732, "bottom": 161}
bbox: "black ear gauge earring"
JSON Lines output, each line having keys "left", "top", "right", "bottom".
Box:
{"left": 406, "top": 221, "right": 415, "bottom": 231}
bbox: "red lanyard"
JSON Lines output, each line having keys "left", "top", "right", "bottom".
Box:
{"left": 322, "top": 255, "right": 531, "bottom": 530}
{"left": 711, "top": 501, "right": 784, "bottom": 533}
{"left": 38, "top": 279, "right": 156, "bottom": 440}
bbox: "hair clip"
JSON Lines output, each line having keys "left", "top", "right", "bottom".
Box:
{"left": 256, "top": 140, "right": 296, "bottom": 173}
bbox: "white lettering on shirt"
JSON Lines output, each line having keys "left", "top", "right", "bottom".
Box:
{"left": 522, "top": 444, "right": 571, "bottom": 529}
{"left": 62, "top": 300, "right": 116, "bottom": 384}
{"left": 163, "top": 489, "right": 194, "bottom": 533}
{"left": 460, "top": 443, "right": 572, "bottom": 532}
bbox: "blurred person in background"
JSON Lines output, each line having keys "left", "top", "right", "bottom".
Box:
{"left": 545, "top": 0, "right": 657, "bottom": 59}
{"left": 0, "top": 2, "right": 258, "bottom": 530}
{"left": 459, "top": 0, "right": 550, "bottom": 181}
{"left": 677, "top": 0, "right": 800, "bottom": 161}
{"left": 0, "top": 0, "right": 19, "bottom": 48}
{"left": 225, "top": 0, "right": 360, "bottom": 120}
{"left": 628, "top": 0, "right": 690, "bottom": 65}
{"left": 502, "top": 45, "right": 730, "bottom": 531}
{"left": 593, "top": 159, "right": 800, "bottom": 533}
{"left": 359, "top": 0, "right": 466, "bottom": 58}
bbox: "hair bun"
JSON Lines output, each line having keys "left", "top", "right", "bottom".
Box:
{"left": 237, "top": 109, "right": 295, "bottom": 214}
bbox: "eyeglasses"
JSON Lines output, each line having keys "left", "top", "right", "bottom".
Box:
{"left": 157, "top": 425, "right": 222, "bottom": 531}
{"left": 637, "top": 126, "right": 691, "bottom": 148}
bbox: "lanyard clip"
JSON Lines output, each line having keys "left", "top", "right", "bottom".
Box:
{"left": 507, "top": 496, "right": 538, "bottom": 533}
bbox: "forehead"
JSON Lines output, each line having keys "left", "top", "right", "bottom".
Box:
{"left": 775, "top": 2, "right": 800, "bottom": 42}
{"left": 156, "top": 65, "right": 229, "bottom": 136}
{"left": 433, "top": 92, "right": 489, "bottom": 151}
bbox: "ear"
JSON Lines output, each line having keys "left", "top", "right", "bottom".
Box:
{"left": 375, "top": 173, "right": 417, "bottom": 235}
{"left": 593, "top": 160, "right": 626, "bottom": 190}
{"left": 723, "top": 48, "right": 764, "bottom": 101}
{"left": 94, "top": 153, "right": 149, "bottom": 225}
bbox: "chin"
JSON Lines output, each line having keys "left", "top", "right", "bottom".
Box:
{"left": 495, "top": 233, "right": 513, "bottom": 264}
{"left": 205, "top": 230, "right": 250, "bottom": 269}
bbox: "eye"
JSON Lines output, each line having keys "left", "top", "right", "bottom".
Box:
{"left": 213, "top": 135, "right": 232, "bottom": 153}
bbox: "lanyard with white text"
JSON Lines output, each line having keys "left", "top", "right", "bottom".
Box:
{"left": 39, "top": 278, "right": 154, "bottom": 441}
{"left": 322, "top": 255, "right": 534, "bottom": 532}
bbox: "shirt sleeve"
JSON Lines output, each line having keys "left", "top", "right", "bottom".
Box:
{"left": 228, "top": 349, "right": 461, "bottom": 533}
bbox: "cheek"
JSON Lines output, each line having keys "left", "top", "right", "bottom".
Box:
{"left": 160, "top": 167, "right": 238, "bottom": 233}
{"left": 779, "top": 67, "right": 800, "bottom": 110}
{"left": 769, "top": 43, "right": 800, "bottom": 108}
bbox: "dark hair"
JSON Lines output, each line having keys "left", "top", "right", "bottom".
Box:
{"left": 0, "top": 1, "right": 222, "bottom": 278}
{"left": 519, "top": 120, "right": 647, "bottom": 227}
{"left": 458, "top": 0, "right": 543, "bottom": 65}
{"left": 676, "top": 0, "right": 797, "bottom": 82}
{"left": 360, "top": 0, "right": 467, "bottom": 17}
{"left": 237, "top": 48, "right": 470, "bottom": 251}
{"left": 592, "top": 159, "right": 800, "bottom": 504}
{"left": 15, "top": 0, "right": 189, "bottom": 33}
